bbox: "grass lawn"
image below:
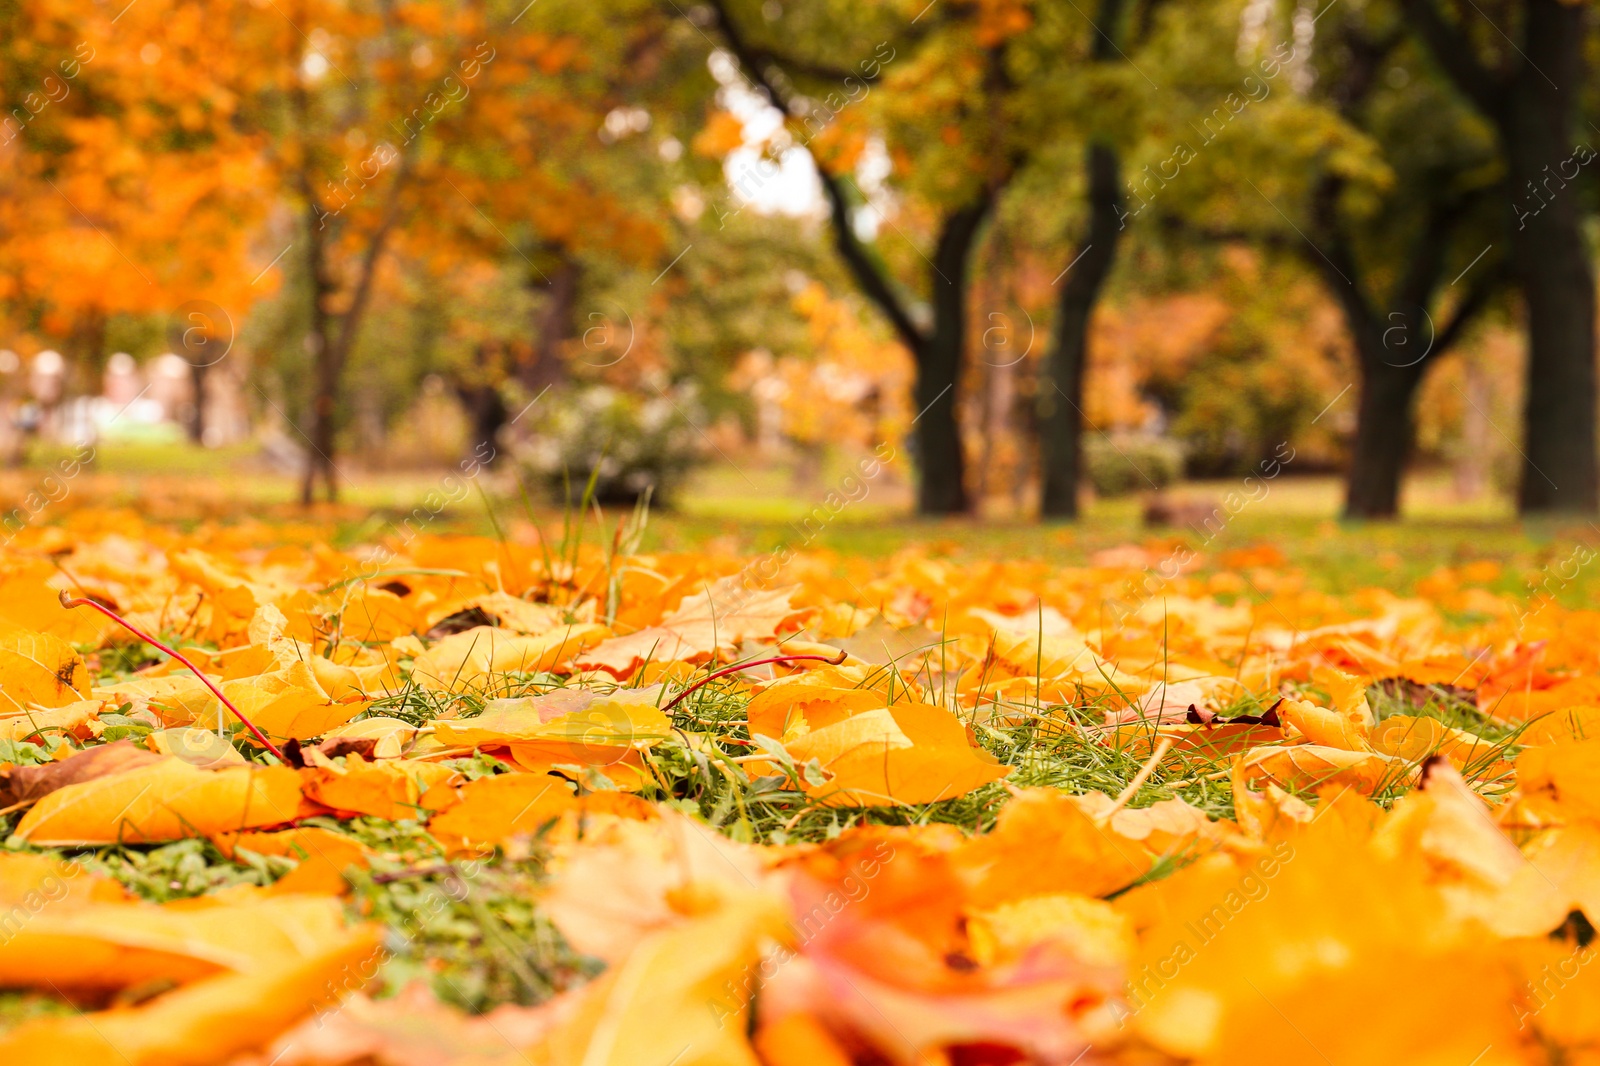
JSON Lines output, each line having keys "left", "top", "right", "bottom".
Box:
{"left": 7, "top": 438, "right": 1596, "bottom": 605}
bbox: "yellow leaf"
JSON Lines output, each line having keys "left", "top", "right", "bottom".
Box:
{"left": 94, "top": 674, "right": 217, "bottom": 727}
{"left": 219, "top": 827, "right": 373, "bottom": 896}
{"left": 410, "top": 624, "right": 607, "bottom": 691}
{"left": 213, "top": 659, "right": 369, "bottom": 741}
{"left": 539, "top": 893, "right": 785, "bottom": 1066}
{"left": 435, "top": 695, "right": 670, "bottom": 752}
{"left": 426, "top": 772, "right": 654, "bottom": 855}
{"left": 0, "top": 893, "right": 354, "bottom": 990}
{"left": 1237, "top": 744, "right": 1402, "bottom": 795}
{"left": 746, "top": 685, "right": 883, "bottom": 739}
{"left": 427, "top": 772, "right": 577, "bottom": 849}
{"left": 0, "top": 853, "right": 128, "bottom": 908}
{"left": 1374, "top": 760, "right": 1569, "bottom": 937}
{"left": 147, "top": 727, "right": 246, "bottom": 767}
{"left": 785, "top": 703, "right": 1010, "bottom": 807}
{"left": 952, "top": 788, "right": 1149, "bottom": 904}
{"left": 576, "top": 578, "right": 812, "bottom": 678}
{"left": 420, "top": 590, "right": 564, "bottom": 636}
{"left": 0, "top": 620, "right": 91, "bottom": 710}
{"left": 0, "top": 699, "right": 98, "bottom": 744}
{"left": 1131, "top": 823, "right": 1532, "bottom": 1065}
{"left": 540, "top": 814, "right": 770, "bottom": 965}
{"left": 966, "top": 892, "right": 1133, "bottom": 969}
{"left": 1518, "top": 738, "right": 1600, "bottom": 823}
{"left": 1280, "top": 698, "right": 1369, "bottom": 751}
{"left": 300, "top": 754, "right": 454, "bottom": 821}
{"left": 1369, "top": 714, "right": 1500, "bottom": 771}
{"left": 0, "top": 922, "right": 383, "bottom": 1065}
{"left": 321, "top": 715, "right": 419, "bottom": 758}
{"left": 0, "top": 572, "right": 112, "bottom": 645}
{"left": 14, "top": 759, "right": 302, "bottom": 846}
{"left": 1518, "top": 704, "right": 1600, "bottom": 746}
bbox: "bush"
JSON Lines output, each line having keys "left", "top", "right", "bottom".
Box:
{"left": 518, "top": 383, "right": 702, "bottom": 505}
{"left": 1082, "top": 434, "right": 1184, "bottom": 497}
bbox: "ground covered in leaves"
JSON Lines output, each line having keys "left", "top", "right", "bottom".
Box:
{"left": 1, "top": 505, "right": 1599, "bottom": 1065}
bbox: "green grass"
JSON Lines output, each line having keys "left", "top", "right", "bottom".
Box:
{"left": 11, "top": 436, "right": 1600, "bottom": 602}
{"left": 14, "top": 436, "right": 1588, "bottom": 571}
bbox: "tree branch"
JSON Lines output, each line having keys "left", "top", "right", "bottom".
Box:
{"left": 1326, "top": 18, "right": 1403, "bottom": 114}
{"left": 1152, "top": 214, "right": 1292, "bottom": 249}
{"left": 1432, "top": 259, "right": 1500, "bottom": 356}
{"left": 1397, "top": 0, "right": 1501, "bottom": 115}
{"left": 1393, "top": 193, "right": 1469, "bottom": 314}
{"left": 1308, "top": 173, "right": 1380, "bottom": 335}
{"left": 331, "top": 157, "right": 411, "bottom": 368}
{"left": 738, "top": 44, "right": 890, "bottom": 87}
{"left": 814, "top": 170, "right": 926, "bottom": 354}
{"left": 701, "top": 0, "right": 924, "bottom": 355}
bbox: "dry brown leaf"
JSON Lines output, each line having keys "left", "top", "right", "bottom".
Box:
{"left": 0, "top": 740, "right": 164, "bottom": 809}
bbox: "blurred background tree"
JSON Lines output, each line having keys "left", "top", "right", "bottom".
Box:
{"left": 0, "top": 0, "right": 1596, "bottom": 520}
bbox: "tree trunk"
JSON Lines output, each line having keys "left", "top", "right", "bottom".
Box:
{"left": 1039, "top": 142, "right": 1122, "bottom": 519}
{"left": 523, "top": 255, "right": 579, "bottom": 391}
{"left": 700, "top": 0, "right": 1006, "bottom": 518}
{"left": 300, "top": 202, "right": 335, "bottom": 506}
{"left": 914, "top": 199, "right": 991, "bottom": 515}
{"left": 298, "top": 163, "right": 407, "bottom": 506}
{"left": 307, "top": 327, "right": 341, "bottom": 504}
{"left": 1305, "top": 18, "right": 1505, "bottom": 519}
{"left": 456, "top": 366, "right": 508, "bottom": 465}
{"left": 1503, "top": 0, "right": 1595, "bottom": 513}
{"left": 1345, "top": 357, "right": 1426, "bottom": 517}
{"left": 1402, "top": 0, "right": 1597, "bottom": 514}
{"left": 187, "top": 363, "right": 207, "bottom": 444}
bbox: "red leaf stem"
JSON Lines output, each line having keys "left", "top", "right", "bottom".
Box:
{"left": 60, "top": 593, "right": 289, "bottom": 763}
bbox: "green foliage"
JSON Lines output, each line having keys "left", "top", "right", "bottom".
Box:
{"left": 73, "top": 837, "right": 274, "bottom": 901}
{"left": 0, "top": 739, "right": 56, "bottom": 768}
{"left": 519, "top": 383, "right": 704, "bottom": 506}
{"left": 1084, "top": 433, "right": 1184, "bottom": 496}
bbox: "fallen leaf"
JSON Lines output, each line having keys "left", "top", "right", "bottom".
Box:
{"left": 410, "top": 624, "right": 608, "bottom": 691}
{"left": 537, "top": 892, "right": 787, "bottom": 1066}
{"left": 0, "top": 852, "right": 129, "bottom": 908}
{"left": 421, "top": 591, "right": 565, "bottom": 637}
{"left": 0, "top": 921, "right": 383, "bottom": 1065}
{"left": 300, "top": 753, "right": 456, "bottom": 821}
{"left": 541, "top": 813, "right": 768, "bottom": 963}
{"left": 1130, "top": 821, "right": 1534, "bottom": 1065}
{"left": 576, "top": 578, "right": 812, "bottom": 677}
{"left": 785, "top": 703, "right": 1010, "bottom": 807}
{"left": 245, "top": 983, "right": 560, "bottom": 1066}
{"left": 426, "top": 772, "right": 655, "bottom": 855}
{"left": 0, "top": 699, "right": 100, "bottom": 744}
{"left": 0, "top": 621, "right": 92, "bottom": 710}
{"left": 952, "top": 788, "right": 1150, "bottom": 904}
{"left": 0, "top": 893, "right": 357, "bottom": 990}
{"left": 218, "top": 826, "right": 375, "bottom": 895}
{"left": 14, "top": 758, "right": 302, "bottom": 845}
{"left": 1236, "top": 744, "right": 1403, "bottom": 795}
{"left": 0, "top": 740, "right": 165, "bottom": 809}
